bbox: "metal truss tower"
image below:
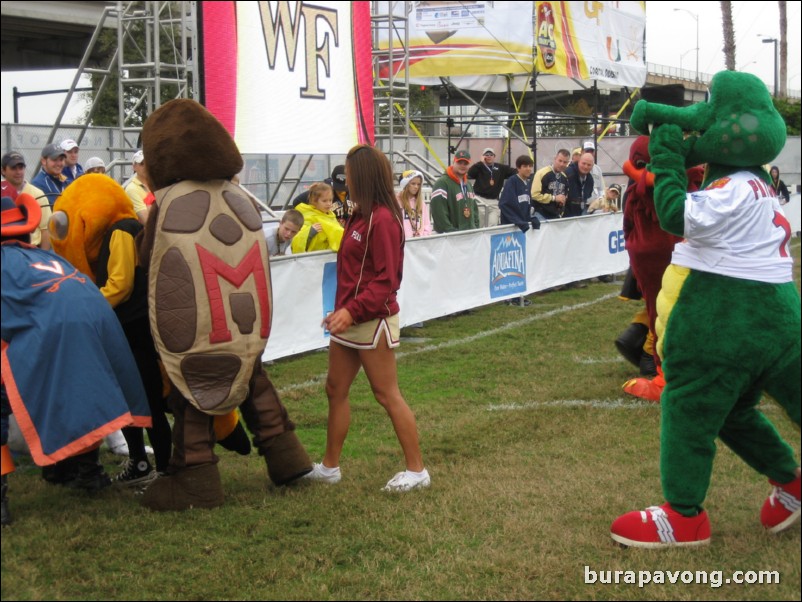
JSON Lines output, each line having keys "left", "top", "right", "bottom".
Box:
{"left": 114, "top": 1, "right": 198, "bottom": 145}
{"left": 371, "top": 1, "right": 411, "bottom": 168}
{"left": 49, "top": 1, "right": 198, "bottom": 165}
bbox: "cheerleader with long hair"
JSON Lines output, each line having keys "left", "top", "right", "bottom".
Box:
{"left": 305, "top": 145, "right": 430, "bottom": 492}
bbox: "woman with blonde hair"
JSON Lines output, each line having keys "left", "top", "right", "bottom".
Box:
{"left": 305, "top": 145, "right": 430, "bottom": 492}
{"left": 396, "top": 170, "right": 432, "bottom": 238}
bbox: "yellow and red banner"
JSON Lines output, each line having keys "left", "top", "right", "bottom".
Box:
{"left": 535, "top": 1, "right": 646, "bottom": 87}
{"left": 376, "top": 1, "right": 646, "bottom": 88}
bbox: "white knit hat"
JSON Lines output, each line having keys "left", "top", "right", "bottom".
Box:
{"left": 399, "top": 170, "right": 423, "bottom": 191}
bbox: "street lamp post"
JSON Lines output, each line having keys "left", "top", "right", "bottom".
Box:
{"left": 680, "top": 48, "right": 695, "bottom": 76}
{"left": 673, "top": 8, "right": 699, "bottom": 83}
{"left": 762, "top": 37, "right": 779, "bottom": 97}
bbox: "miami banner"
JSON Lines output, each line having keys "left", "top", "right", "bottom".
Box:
{"left": 535, "top": 1, "right": 646, "bottom": 87}
{"left": 200, "top": 1, "right": 374, "bottom": 154}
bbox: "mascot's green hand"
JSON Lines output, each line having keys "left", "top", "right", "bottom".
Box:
{"left": 649, "top": 124, "right": 689, "bottom": 237}
{"left": 650, "top": 124, "right": 688, "bottom": 159}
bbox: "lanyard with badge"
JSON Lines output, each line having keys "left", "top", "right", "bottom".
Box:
{"left": 459, "top": 179, "right": 471, "bottom": 218}
{"left": 485, "top": 162, "right": 495, "bottom": 187}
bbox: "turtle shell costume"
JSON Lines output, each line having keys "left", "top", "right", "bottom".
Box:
{"left": 138, "top": 99, "right": 311, "bottom": 511}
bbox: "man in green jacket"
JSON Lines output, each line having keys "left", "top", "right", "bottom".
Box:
{"left": 430, "top": 150, "right": 480, "bottom": 233}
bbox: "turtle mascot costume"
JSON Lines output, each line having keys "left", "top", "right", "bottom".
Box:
{"left": 138, "top": 99, "right": 312, "bottom": 511}
{"left": 610, "top": 71, "right": 800, "bottom": 547}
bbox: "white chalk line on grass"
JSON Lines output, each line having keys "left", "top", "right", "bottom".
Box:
{"left": 395, "top": 291, "right": 620, "bottom": 360}
{"left": 574, "top": 355, "right": 626, "bottom": 365}
{"left": 278, "top": 291, "right": 619, "bottom": 394}
{"left": 487, "top": 398, "right": 657, "bottom": 410}
{"left": 487, "top": 399, "right": 788, "bottom": 412}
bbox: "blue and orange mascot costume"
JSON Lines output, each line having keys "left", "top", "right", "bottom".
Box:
{"left": 2, "top": 186, "right": 150, "bottom": 524}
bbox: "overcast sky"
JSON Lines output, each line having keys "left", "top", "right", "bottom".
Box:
{"left": 1, "top": 1, "right": 800, "bottom": 126}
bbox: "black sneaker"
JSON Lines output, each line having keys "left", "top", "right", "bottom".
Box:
{"left": 114, "top": 458, "right": 157, "bottom": 488}
{"left": 65, "top": 470, "right": 112, "bottom": 493}
{"left": 41, "top": 458, "right": 79, "bottom": 485}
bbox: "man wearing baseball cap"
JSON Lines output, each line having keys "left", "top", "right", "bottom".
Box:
{"left": 467, "top": 147, "right": 516, "bottom": 227}
{"left": 1, "top": 152, "right": 52, "bottom": 249}
{"left": 122, "top": 150, "right": 149, "bottom": 224}
{"left": 84, "top": 157, "right": 107, "bottom": 175}
{"left": 581, "top": 138, "right": 607, "bottom": 195}
{"left": 587, "top": 182, "right": 622, "bottom": 214}
{"left": 60, "top": 139, "right": 84, "bottom": 184}
{"left": 31, "top": 143, "right": 68, "bottom": 207}
{"left": 430, "top": 149, "right": 480, "bottom": 232}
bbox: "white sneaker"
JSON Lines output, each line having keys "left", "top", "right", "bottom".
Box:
{"left": 302, "top": 463, "right": 341, "bottom": 484}
{"left": 382, "top": 468, "right": 431, "bottom": 492}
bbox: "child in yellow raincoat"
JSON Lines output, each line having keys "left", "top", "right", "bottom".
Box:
{"left": 291, "top": 182, "right": 344, "bottom": 253}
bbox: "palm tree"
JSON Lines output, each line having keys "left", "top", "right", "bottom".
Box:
{"left": 720, "top": 1, "right": 736, "bottom": 70}
{"left": 779, "top": 1, "right": 787, "bottom": 97}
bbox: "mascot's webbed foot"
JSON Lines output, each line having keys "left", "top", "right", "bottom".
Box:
{"left": 262, "top": 430, "right": 312, "bottom": 486}
{"left": 141, "top": 463, "right": 224, "bottom": 511}
{"left": 623, "top": 367, "right": 664, "bottom": 403}
{"left": 622, "top": 377, "right": 663, "bottom": 403}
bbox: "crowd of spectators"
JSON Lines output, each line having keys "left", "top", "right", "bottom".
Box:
{"left": 4, "top": 137, "right": 632, "bottom": 262}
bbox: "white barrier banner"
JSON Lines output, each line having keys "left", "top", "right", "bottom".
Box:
{"left": 264, "top": 213, "right": 628, "bottom": 361}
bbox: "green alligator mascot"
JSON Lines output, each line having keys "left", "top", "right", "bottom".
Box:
{"left": 610, "top": 71, "right": 800, "bottom": 547}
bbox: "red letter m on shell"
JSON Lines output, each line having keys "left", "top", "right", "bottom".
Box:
{"left": 196, "top": 242, "right": 270, "bottom": 344}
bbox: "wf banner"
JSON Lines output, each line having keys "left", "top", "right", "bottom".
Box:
{"left": 200, "top": 1, "right": 374, "bottom": 154}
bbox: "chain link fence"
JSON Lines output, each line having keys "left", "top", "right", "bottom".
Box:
{"left": 2, "top": 123, "right": 142, "bottom": 183}
{"left": 4, "top": 123, "right": 799, "bottom": 209}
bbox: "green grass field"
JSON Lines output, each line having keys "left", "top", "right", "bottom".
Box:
{"left": 2, "top": 240, "right": 800, "bottom": 601}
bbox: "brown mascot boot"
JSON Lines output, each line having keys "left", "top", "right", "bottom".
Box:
{"left": 262, "top": 431, "right": 312, "bottom": 486}
{"left": 141, "top": 463, "right": 224, "bottom": 511}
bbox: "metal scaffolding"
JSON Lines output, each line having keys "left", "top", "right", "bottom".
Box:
{"left": 371, "top": 1, "right": 410, "bottom": 167}
{"left": 49, "top": 1, "right": 197, "bottom": 168}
